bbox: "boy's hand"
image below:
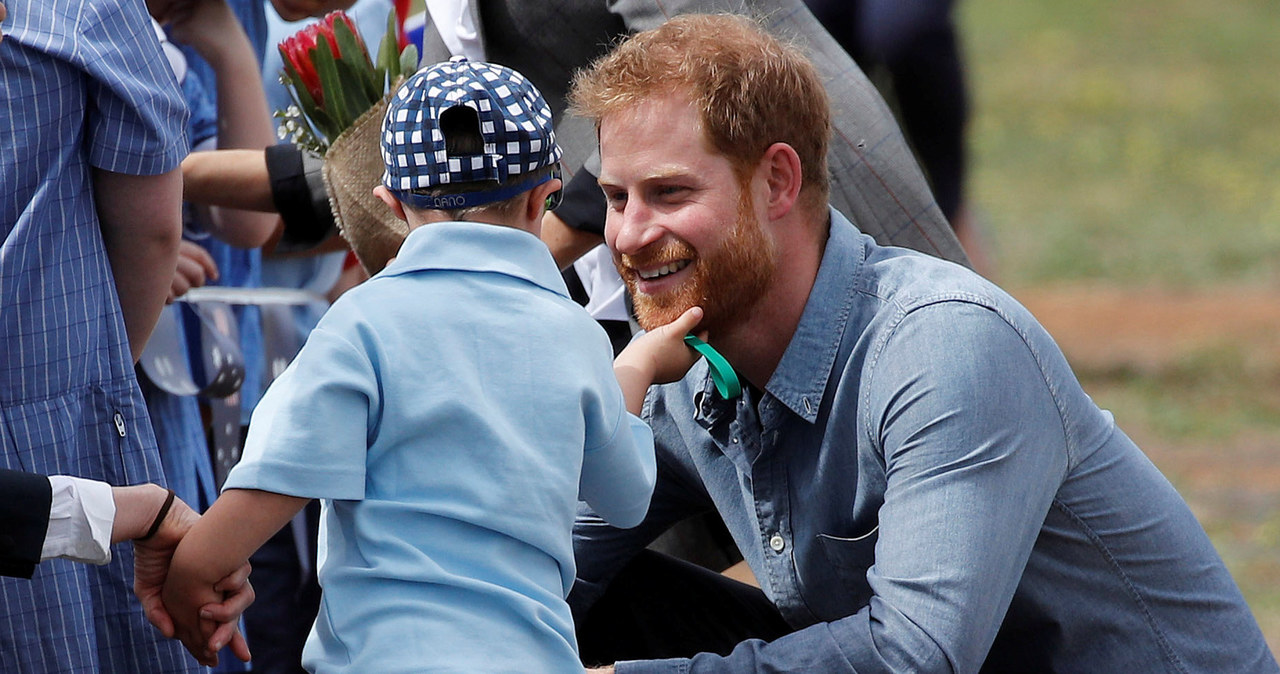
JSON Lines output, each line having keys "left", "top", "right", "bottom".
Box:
{"left": 160, "top": 550, "right": 231, "bottom": 666}
{"left": 616, "top": 306, "right": 704, "bottom": 385}
{"left": 613, "top": 307, "right": 703, "bottom": 416}
{"left": 135, "top": 495, "right": 254, "bottom": 665}
{"left": 201, "top": 569, "right": 255, "bottom": 663}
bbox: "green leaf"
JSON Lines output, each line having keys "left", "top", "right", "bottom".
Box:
{"left": 280, "top": 77, "right": 333, "bottom": 152}
{"left": 334, "top": 58, "right": 375, "bottom": 125}
{"left": 279, "top": 60, "right": 324, "bottom": 127}
{"left": 311, "top": 38, "right": 350, "bottom": 132}
{"left": 332, "top": 17, "right": 380, "bottom": 106}
{"left": 377, "top": 7, "right": 401, "bottom": 84}
{"left": 399, "top": 44, "right": 419, "bottom": 79}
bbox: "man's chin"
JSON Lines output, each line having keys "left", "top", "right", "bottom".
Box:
{"left": 632, "top": 295, "right": 698, "bottom": 332}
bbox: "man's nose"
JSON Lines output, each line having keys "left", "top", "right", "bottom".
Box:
{"left": 608, "top": 200, "right": 665, "bottom": 255}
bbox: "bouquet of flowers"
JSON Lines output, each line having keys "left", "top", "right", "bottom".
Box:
{"left": 275, "top": 9, "right": 419, "bottom": 273}
{"left": 276, "top": 9, "right": 418, "bottom": 152}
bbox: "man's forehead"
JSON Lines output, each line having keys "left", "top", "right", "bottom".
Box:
{"left": 602, "top": 92, "right": 699, "bottom": 128}
{"left": 598, "top": 99, "right": 710, "bottom": 185}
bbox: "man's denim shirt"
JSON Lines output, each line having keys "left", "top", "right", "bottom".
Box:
{"left": 572, "top": 209, "right": 1277, "bottom": 673}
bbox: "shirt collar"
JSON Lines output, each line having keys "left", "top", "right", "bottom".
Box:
{"left": 380, "top": 221, "right": 570, "bottom": 299}
{"left": 764, "top": 207, "right": 865, "bottom": 423}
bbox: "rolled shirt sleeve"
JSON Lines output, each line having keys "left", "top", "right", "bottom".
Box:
{"left": 41, "top": 475, "right": 116, "bottom": 566}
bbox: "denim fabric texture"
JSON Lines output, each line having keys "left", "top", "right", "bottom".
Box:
{"left": 572, "top": 209, "right": 1278, "bottom": 673}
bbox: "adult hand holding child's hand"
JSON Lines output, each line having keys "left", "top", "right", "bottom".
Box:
{"left": 138, "top": 494, "right": 253, "bottom": 666}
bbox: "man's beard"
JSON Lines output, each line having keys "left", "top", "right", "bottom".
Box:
{"left": 618, "top": 189, "right": 777, "bottom": 334}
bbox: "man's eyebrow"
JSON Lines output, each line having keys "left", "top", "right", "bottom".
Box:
{"left": 598, "top": 167, "right": 688, "bottom": 187}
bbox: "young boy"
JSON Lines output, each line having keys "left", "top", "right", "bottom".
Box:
{"left": 162, "top": 57, "right": 702, "bottom": 672}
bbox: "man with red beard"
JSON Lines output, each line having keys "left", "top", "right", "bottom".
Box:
{"left": 565, "top": 14, "right": 1278, "bottom": 674}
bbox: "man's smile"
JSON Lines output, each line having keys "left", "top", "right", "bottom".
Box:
{"left": 636, "top": 259, "right": 692, "bottom": 281}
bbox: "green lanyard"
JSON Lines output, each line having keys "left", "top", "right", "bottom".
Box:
{"left": 683, "top": 335, "right": 743, "bottom": 399}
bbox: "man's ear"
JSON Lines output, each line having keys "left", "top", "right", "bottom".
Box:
{"left": 760, "top": 142, "right": 803, "bottom": 220}
{"left": 373, "top": 185, "right": 409, "bottom": 223}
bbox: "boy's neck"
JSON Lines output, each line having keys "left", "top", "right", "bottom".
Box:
{"left": 406, "top": 209, "right": 536, "bottom": 237}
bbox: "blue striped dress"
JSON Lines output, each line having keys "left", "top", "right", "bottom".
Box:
{"left": 0, "top": 0, "right": 198, "bottom": 671}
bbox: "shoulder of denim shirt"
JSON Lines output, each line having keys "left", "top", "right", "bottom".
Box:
{"left": 834, "top": 213, "right": 1012, "bottom": 323}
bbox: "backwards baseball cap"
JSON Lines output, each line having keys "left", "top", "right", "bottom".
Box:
{"left": 380, "top": 56, "right": 563, "bottom": 211}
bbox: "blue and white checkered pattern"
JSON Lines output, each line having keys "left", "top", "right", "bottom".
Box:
{"left": 381, "top": 56, "right": 562, "bottom": 206}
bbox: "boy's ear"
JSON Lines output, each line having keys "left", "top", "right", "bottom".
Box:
{"left": 373, "top": 185, "right": 409, "bottom": 223}
{"left": 525, "top": 176, "right": 563, "bottom": 222}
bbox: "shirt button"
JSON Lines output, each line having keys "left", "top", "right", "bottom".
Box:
{"left": 769, "top": 533, "right": 786, "bottom": 552}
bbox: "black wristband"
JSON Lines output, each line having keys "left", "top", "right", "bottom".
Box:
{"left": 266, "top": 144, "right": 336, "bottom": 251}
{"left": 138, "top": 489, "right": 176, "bottom": 542}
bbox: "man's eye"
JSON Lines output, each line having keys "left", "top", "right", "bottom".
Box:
{"left": 657, "top": 186, "right": 686, "bottom": 198}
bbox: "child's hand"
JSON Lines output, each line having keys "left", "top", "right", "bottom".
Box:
{"left": 613, "top": 307, "right": 704, "bottom": 415}
{"left": 165, "top": 0, "right": 247, "bottom": 63}
{"left": 160, "top": 540, "right": 235, "bottom": 666}
{"left": 197, "top": 566, "right": 255, "bottom": 663}
{"left": 616, "top": 306, "right": 704, "bottom": 387}
{"left": 169, "top": 240, "right": 219, "bottom": 302}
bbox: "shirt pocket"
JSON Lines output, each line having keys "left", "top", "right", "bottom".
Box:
{"left": 817, "top": 526, "right": 879, "bottom": 609}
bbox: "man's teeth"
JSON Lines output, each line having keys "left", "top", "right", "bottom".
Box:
{"left": 638, "top": 260, "right": 690, "bottom": 280}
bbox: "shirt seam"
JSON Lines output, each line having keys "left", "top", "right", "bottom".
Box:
{"left": 583, "top": 388, "right": 626, "bottom": 455}
{"left": 861, "top": 294, "right": 1076, "bottom": 466}
{"left": 1050, "top": 498, "right": 1191, "bottom": 674}
{"left": 1, "top": 379, "right": 138, "bottom": 407}
{"left": 310, "top": 324, "right": 380, "bottom": 440}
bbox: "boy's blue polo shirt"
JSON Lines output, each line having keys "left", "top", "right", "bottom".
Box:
{"left": 226, "top": 222, "right": 655, "bottom": 673}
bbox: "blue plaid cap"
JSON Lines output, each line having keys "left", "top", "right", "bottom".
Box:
{"left": 380, "top": 56, "right": 563, "bottom": 209}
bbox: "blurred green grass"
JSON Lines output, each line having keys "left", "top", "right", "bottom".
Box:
{"left": 961, "top": 0, "right": 1280, "bottom": 652}
{"left": 963, "top": 0, "right": 1280, "bottom": 286}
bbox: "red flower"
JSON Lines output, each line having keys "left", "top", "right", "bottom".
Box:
{"left": 394, "top": 0, "right": 412, "bottom": 50}
{"left": 273, "top": 6, "right": 418, "bottom": 151}
{"left": 279, "top": 24, "right": 323, "bottom": 105}
{"left": 320, "top": 11, "right": 365, "bottom": 59}
{"left": 278, "top": 12, "right": 366, "bottom": 107}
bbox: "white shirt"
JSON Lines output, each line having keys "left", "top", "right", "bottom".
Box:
{"left": 424, "top": 0, "right": 483, "bottom": 61}
{"left": 572, "top": 244, "right": 631, "bottom": 322}
{"left": 39, "top": 476, "right": 115, "bottom": 565}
